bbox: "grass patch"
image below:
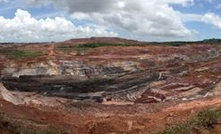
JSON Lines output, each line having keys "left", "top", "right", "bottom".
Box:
{"left": 156, "top": 108, "right": 221, "bottom": 134}
{"left": 10, "top": 50, "right": 43, "bottom": 59}
{"left": 57, "top": 43, "right": 132, "bottom": 55}
{"left": 77, "top": 43, "right": 131, "bottom": 48}
{"left": 58, "top": 46, "right": 90, "bottom": 54}
{"left": 0, "top": 48, "right": 43, "bottom": 59}
{"left": 0, "top": 112, "right": 68, "bottom": 134}
{"left": 14, "top": 127, "right": 67, "bottom": 134}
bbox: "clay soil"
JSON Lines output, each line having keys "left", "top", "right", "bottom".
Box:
{"left": 1, "top": 38, "right": 221, "bottom": 134}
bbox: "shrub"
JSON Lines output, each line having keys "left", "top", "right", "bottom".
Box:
{"left": 16, "top": 127, "right": 67, "bottom": 134}
{"left": 0, "top": 112, "right": 67, "bottom": 134}
{"left": 156, "top": 108, "right": 221, "bottom": 134}
{"left": 157, "top": 123, "right": 190, "bottom": 134}
{"left": 194, "top": 109, "right": 221, "bottom": 129}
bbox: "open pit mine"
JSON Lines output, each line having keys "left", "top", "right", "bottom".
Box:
{"left": 1, "top": 37, "right": 221, "bottom": 134}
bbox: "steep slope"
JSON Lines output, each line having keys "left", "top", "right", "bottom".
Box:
{"left": 1, "top": 40, "right": 221, "bottom": 104}
{"left": 0, "top": 83, "right": 23, "bottom": 105}
{"left": 1, "top": 38, "right": 221, "bottom": 133}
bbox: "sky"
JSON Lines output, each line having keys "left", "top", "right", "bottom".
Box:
{"left": 0, "top": 0, "right": 221, "bottom": 42}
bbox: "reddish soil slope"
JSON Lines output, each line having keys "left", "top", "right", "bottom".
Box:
{"left": 0, "top": 38, "right": 221, "bottom": 134}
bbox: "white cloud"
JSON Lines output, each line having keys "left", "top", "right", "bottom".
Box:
{"left": 0, "top": 0, "right": 8, "bottom": 2}
{"left": 180, "top": 13, "right": 203, "bottom": 22}
{"left": 24, "top": 0, "right": 194, "bottom": 39}
{"left": 2, "top": 0, "right": 221, "bottom": 41}
{"left": 216, "top": 4, "right": 221, "bottom": 9}
{"left": 25, "top": 0, "right": 195, "bottom": 12}
{"left": 180, "top": 11, "right": 221, "bottom": 30}
{"left": 5, "top": 0, "right": 221, "bottom": 41}
{"left": 202, "top": 13, "right": 221, "bottom": 29}
{"left": 0, "top": 9, "right": 117, "bottom": 42}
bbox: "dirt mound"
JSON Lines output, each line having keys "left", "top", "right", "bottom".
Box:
{"left": 64, "top": 37, "right": 144, "bottom": 45}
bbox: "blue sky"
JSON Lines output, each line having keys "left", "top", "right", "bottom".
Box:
{"left": 0, "top": 0, "right": 221, "bottom": 42}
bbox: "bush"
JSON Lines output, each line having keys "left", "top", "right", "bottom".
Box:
{"left": 158, "top": 123, "right": 190, "bottom": 134}
{"left": 156, "top": 108, "right": 221, "bottom": 134}
{"left": 194, "top": 109, "right": 221, "bottom": 129}
{"left": 0, "top": 112, "right": 67, "bottom": 134}
{"left": 16, "top": 127, "right": 67, "bottom": 134}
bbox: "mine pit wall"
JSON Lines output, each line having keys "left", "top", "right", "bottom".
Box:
{"left": 0, "top": 60, "right": 148, "bottom": 103}
{"left": 1, "top": 60, "right": 140, "bottom": 78}
{"left": 1, "top": 45, "right": 221, "bottom": 104}
{"left": 1, "top": 71, "right": 160, "bottom": 103}
{"left": 1, "top": 44, "right": 221, "bottom": 78}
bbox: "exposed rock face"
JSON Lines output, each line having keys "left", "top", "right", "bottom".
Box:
{"left": 1, "top": 39, "right": 221, "bottom": 104}
{"left": 0, "top": 83, "right": 23, "bottom": 105}
{"left": 2, "top": 60, "right": 139, "bottom": 78}
{"left": 208, "top": 82, "right": 221, "bottom": 96}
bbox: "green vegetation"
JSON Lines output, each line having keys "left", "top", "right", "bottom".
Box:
{"left": 202, "top": 39, "right": 221, "bottom": 44}
{"left": 58, "top": 43, "right": 131, "bottom": 50}
{"left": 10, "top": 50, "right": 43, "bottom": 59}
{"left": 60, "top": 38, "right": 221, "bottom": 48}
{"left": 57, "top": 43, "right": 132, "bottom": 55}
{"left": 15, "top": 127, "right": 67, "bottom": 134}
{"left": 156, "top": 108, "right": 221, "bottom": 134}
{"left": 76, "top": 43, "right": 131, "bottom": 48}
{"left": 58, "top": 46, "right": 90, "bottom": 55}
{"left": 0, "top": 112, "right": 67, "bottom": 134}
{"left": 0, "top": 48, "right": 43, "bottom": 59}
{"left": 151, "top": 41, "right": 188, "bottom": 47}
{"left": 149, "top": 38, "right": 221, "bottom": 47}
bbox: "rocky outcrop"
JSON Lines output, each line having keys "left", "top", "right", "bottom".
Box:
{"left": 0, "top": 83, "right": 23, "bottom": 105}
{"left": 1, "top": 39, "right": 221, "bottom": 104}
{"left": 1, "top": 60, "right": 139, "bottom": 78}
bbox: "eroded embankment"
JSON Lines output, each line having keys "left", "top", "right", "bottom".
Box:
{"left": 1, "top": 43, "right": 221, "bottom": 104}
{"left": 1, "top": 70, "right": 159, "bottom": 103}
{"left": 1, "top": 40, "right": 221, "bottom": 134}
{"left": 0, "top": 43, "right": 221, "bottom": 104}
